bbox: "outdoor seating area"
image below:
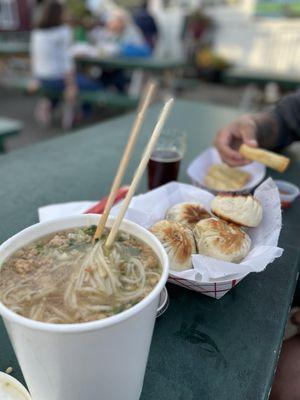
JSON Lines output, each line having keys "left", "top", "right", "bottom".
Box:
{"left": 0, "top": 1, "right": 300, "bottom": 400}
{"left": 0, "top": 116, "right": 22, "bottom": 152}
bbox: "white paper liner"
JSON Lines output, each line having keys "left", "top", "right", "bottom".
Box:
{"left": 187, "top": 147, "right": 266, "bottom": 193}
{"left": 38, "top": 201, "right": 96, "bottom": 222}
{"left": 38, "top": 178, "right": 283, "bottom": 299}
{"left": 110, "top": 178, "right": 283, "bottom": 282}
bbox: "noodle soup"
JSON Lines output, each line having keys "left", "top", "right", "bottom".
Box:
{"left": 0, "top": 225, "right": 162, "bottom": 324}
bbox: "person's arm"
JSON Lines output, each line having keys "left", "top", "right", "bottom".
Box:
{"left": 270, "top": 90, "right": 300, "bottom": 148}
{"left": 215, "top": 91, "right": 300, "bottom": 166}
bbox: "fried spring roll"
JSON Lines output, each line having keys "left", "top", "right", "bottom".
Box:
{"left": 239, "top": 144, "right": 290, "bottom": 173}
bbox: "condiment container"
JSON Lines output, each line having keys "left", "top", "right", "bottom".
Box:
{"left": 275, "top": 180, "right": 300, "bottom": 208}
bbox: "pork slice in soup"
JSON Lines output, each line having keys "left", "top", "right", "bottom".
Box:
{"left": 0, "top": 225, "right": 162, "bottom": 324}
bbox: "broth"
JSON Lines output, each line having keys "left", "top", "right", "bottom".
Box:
{"left": 0, "top": 226, "right": 162, "bottom": 324}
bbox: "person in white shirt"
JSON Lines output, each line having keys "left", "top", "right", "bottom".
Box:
{"left": 31, "top": 0, "right": 101, "bottom": 127}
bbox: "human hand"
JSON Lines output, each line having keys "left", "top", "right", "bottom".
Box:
{"left": 214, "top": 115, "right": 258, "bottom": 166}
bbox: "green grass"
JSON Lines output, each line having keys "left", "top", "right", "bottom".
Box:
{"left": 256, "top": 1, "right": 300, "bottom": 16}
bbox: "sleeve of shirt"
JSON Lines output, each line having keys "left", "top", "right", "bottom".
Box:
{"left": 271, "top": 90, "right": 300, "bottom": 148}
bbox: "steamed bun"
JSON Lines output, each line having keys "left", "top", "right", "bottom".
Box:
{"left": 166, "top": 202, "right": 211, "bottom": 230}
{"left": 211, "top": 193, "right": 263, "bottom": 227}
{"left": 194, "top": 217, "right": 251, "bottom": 263}
{"left": 150, "top": 220, "right": 196, "bottom": 271}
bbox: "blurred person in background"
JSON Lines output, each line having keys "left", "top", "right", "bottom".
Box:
{"left": 104, "top": 9, "right": 151, "bottom": 57}
{"left": 31, "top": 0, "right": 102, "bottom": 128}
{"left": 90, "top": 9, "right": 151, "bottom": 92}
{"left": 133, "top": 1, "right": 158, "bottom": 51}
{"left": 215, "top": 90, "right": 300, "bottom": 400}
{"left": 149, "top": 0, "right": 185, "bottom": 59}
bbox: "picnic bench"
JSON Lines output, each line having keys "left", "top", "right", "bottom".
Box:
{"left": 76, "top": 56, "right": 187, "bottom": 96}
{"left": 0, "top": 77, "right": 139, "bottom": 110}
{"left": 0, "top": 42, "right": 29, "bottom": 57}
{"left": 76, "top": 56, "right": 186, "bottom": 72}
{"left": 0, "top": 117, "right": 22, "bottom": 152}
{"left": 224, "top": 68, "right": 300, "bottom": 91}
{"left": 1, "top": 56, "right": 186, "bottom": 109}
{"left": 0, "top": 99, "right": 299, "bottom": 399}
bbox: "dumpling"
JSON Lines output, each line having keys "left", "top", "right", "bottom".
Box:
{"left": 166, "top": 202, "right": 211, "bottom": 230}
{"left": 149, "top": 220, "right": 196, "bottom": 271}
{"left": 211, "top": 193, "right": 263, "bottom": 227}
{"left": 194, "top": 217, "right": 251, "bottom": 263}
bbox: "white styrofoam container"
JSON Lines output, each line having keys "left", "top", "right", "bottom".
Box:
{"left": 0, "top": 215, "right": 169, "bottom": 400}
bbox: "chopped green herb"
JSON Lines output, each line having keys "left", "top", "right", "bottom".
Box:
{"left": 35, "top": 243, "right": 45, "bottom": 253}
{"left": 113, "top": 305, "right": 126, "bottom": 314}
{"left": 82, "top": 225, "right": 97, "bottom": 236}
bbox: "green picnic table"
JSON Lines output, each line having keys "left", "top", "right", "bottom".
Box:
{"left": 0, "top": 117, "right": 23, "bottom": 152}
{"left": 0, "top": 42, "right": 29, "bottom": 57}
{"left": 0, "top": 77, "right": 139, "bottom": 110}
{"left": 224, "top": 67, "right": 300, "bottom": 90}
{"left": 76, "top": 56, "right": 187, "bottom": 94}
{"left": 0, "top": 100, "right": 299, "bottom": 400}
{"left": 76, "top": 55, "right": 186, "bottom": 72}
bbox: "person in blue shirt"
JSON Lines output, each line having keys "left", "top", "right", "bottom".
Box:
{"left": 133, "top": 1, "right": 158, "bottom": 51}
{"left": 92, "top": 9, "right": 152, "bottom": 92}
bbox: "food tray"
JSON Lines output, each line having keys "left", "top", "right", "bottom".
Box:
{"left": 187, "top": 147, "right": 266, "bottom": 193}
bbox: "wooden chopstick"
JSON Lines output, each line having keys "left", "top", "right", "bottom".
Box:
{"left": 239, "top": 144, "right": 290, "bottom": 173}
{"left": 93, "top": 82, "right": 156, "bottom": 242}
{"left": 137, "top": 78, "right": 157, "bottom": 111}
{"left": 105, "top": 98, "right": 174, "bottom": 249}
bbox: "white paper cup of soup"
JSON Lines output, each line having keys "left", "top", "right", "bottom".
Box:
{"left": 0, "top": 215, "right": 169, "bottom": 400}
{"left": 275, "top": 180, "right": 300, "bottom": 208}
{"left": 0, "top": 372, "right": 31, "bottom": 400}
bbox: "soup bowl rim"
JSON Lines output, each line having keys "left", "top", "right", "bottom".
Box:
{"left": 0, "top": 214, "right": 169, "bottom": 333}
{"left": 0, "top": 371, "right": 31, "bottom": 400}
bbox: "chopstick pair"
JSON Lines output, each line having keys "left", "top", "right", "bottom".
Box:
{"left": 93, "top": 82, "right": 174, "bottom": 248}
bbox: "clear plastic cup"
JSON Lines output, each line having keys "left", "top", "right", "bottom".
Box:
{"left": 148, "top": 129, "right": 187, "bottom": 190}
{"left": 0, "top": 215, "right": 169, "bottom": 400}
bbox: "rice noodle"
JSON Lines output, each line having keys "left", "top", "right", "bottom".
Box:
{"left": 0, "top": 227, "right": 162, "bottom": 324}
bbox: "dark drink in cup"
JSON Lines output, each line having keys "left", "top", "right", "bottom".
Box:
{"left": 148, "top": 150, "right": 182, "bottom": 190}
{"left": 147, "top": 130, "right": 186, "bottom": 190}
